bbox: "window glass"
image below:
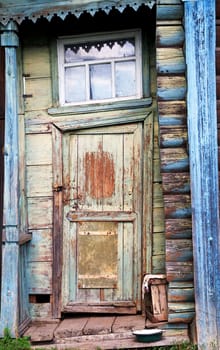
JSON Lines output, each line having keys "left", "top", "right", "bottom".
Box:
{"left": 90, "top": 63, "right": 112, "bottom": 100}
{"left": 115, "top": 60, "right": 136, "bottom": 97}
{"left": 65, "top": 66, "right": 86, "bottom": 103}
{"left": 58, "top": 30, "right": 142, "bottom": 105}
{"left": 64, "top": 38, "right": 135, "bottom": 62}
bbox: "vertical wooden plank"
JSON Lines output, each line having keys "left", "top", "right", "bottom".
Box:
{"left": 0, "top": 47, "right": 5, "bottom": 117}
{"left": 0, "top": 118, "right": 4, "bottom": 299}
{"left": 52, "top": 125, "right": 63, "bottom": 318}
{"left": 143, "top": 112, "right": 154, "bottom": 274}
{"left": 0, "top": 21, "right": 20, "bottom": 337}
{"left": 133, "top": 123, "right": 142, "bottom": 310}
{"left": 68, "top": 134, "right": 77, "bottom": 208}
{"left": 77, "top": 133, "right": 102, "bottom": 210}
{"left": 3, "top": 46, "right": 19, "bottom": 231}
{"left": 184, "top": 0, "right": 220, "bottom": 348}
{"left": 68, "top": 221, "right": 77, "bottom": 303}
{"left": 123, "top": 222, "right": 133, "bottom": 300}
{"left": 123, "top": 132, "right": 134, "bottom": 211}
{"left": 109, "top": 222, "right": 124, "bottom": 302}
{"left": 65, "top": 134, "right": 78, "bottom": 304}
{"left": 0, "top": 47, "right": 5, "bottom": 298}
{"left": 102, "top": 133, "right": 123, "bottom": 211}
{"left": 19, "top": 245, "right": 30, "bottom": 330}
{"left": 19, "top": 112, "right": 28, "bottom": 236}
{"left": 62, "top": 134, "right": 72, "bottom": 307}
{"left": 61, "top": 206, "right": 71, "bottom": 307}
{"left": 1, "top": 243, "right": 19, "bottom": 334}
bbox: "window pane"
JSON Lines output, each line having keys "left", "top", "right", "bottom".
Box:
{"left": 65, "top": 66, "right": 86, "bottom": 102}
{"left": 59, "top": 30, "right": 142, "bottom": 105}
{"left": 115, "top": 60, "right": 136, "bottom": 97}
{"left": 64, "top": 38, "right": 135, "bottom": 63}
{"left": 90, "top": 64, "right": 112, "bottom": 100}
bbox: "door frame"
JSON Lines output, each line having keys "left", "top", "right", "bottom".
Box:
{"left": 51, "top": 110, "right": 153, "bottom": 318}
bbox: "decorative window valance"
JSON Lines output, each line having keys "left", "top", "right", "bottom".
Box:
{"left": 0, "top": 0, "right": 155, "bottom": 26}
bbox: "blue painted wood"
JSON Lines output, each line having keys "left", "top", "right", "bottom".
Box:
{"left": 168, "top": 311, "right": 195, "bottom": 324}
{"left": 0, "top": 0, "right": 156, "bottom": 25}
{"left": 158, "top": 86, "right": 186, "bottom": 100}
{"left": 0, "top": 21, "right": 20, "bottom": 337}
{"left": 157, "top": 26, "right": 184, "bottom": 47}
{"left": 184, "top": 0, "right": 220, "bottom": 348}
{"left": 157, "top": 76, "right": 186, "bottom": 101}
{"left": 157, "top": 5, "right": 183, "bottom": 20}
{"left": 0, "top": 243, "right": 19, "bottom": 337}
{"left": 19, "top": 245, "right": 30, "bottom": 330}
{"left": 159, "top": 115, "right": 186, "bottom": 126}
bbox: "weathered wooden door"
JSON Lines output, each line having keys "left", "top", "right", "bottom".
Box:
{"left": 61, "top": 122, "right": 143, "bottom": 314}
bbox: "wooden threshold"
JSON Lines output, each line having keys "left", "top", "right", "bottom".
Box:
{"left": 26, "top": 315, "right": 190, "bottom": 349}
{"left": 62, "top": 301, "right": 137, "bottom": 314}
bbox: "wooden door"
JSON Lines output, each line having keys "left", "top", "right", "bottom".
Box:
{"left": 61, "top": 122, "right": 143, "bottom": 314}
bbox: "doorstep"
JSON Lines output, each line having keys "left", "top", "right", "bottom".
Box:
{"left": 24, "top": 315, "right": 190, "bottom": 349}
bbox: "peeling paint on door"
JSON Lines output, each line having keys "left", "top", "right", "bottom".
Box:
{"left": 85, "top": 149, "right": 115, "bottom": 199}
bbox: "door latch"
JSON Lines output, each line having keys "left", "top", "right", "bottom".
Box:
{"left": 53, "top": 184, "right": 63, "bottom": 192}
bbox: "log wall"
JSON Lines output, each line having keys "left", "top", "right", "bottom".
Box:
{"left": 156, "top": 0, "right": 195, "bottom": 323}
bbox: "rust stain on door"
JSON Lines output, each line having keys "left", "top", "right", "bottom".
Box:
{"left": 84, "top": 149, "right": 115, "bottom": 199}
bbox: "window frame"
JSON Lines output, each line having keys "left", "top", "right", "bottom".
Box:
{"left": 57, "top": 29, "right": 143, "bottom": 107}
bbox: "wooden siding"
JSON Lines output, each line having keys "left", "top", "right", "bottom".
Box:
{"left": 21, "top": 37, "right": 53, "bottom": 319}
{"left": 156, "top": 1, "right": 195, "bottom": 324}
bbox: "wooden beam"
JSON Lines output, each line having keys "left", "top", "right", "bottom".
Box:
{"left": 52, "top": 126, "right": 63, "bottom": 318}
{"left": 184, "top": 0, "right": 220, "bottom": 348}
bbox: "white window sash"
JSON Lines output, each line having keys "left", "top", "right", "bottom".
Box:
{"left": 57, "top": 29, "right": 142, "bottom": 106}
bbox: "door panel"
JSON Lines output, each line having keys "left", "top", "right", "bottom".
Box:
{"left": 74, "top": 132, "right": 124, "bottom": 211}
{"left": 78, "top": 221, "right": 118, "bottom": 289}
{"left": 62, "top": 123, "right": 142, "bottom": 313}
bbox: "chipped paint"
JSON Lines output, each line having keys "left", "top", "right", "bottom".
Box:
{"left": 85, "top": 150, "right": 115, "bottom": 199}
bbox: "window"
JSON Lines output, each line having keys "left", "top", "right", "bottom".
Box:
{"left": 57, "top": 30, "right": 142, "bottom": 106}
